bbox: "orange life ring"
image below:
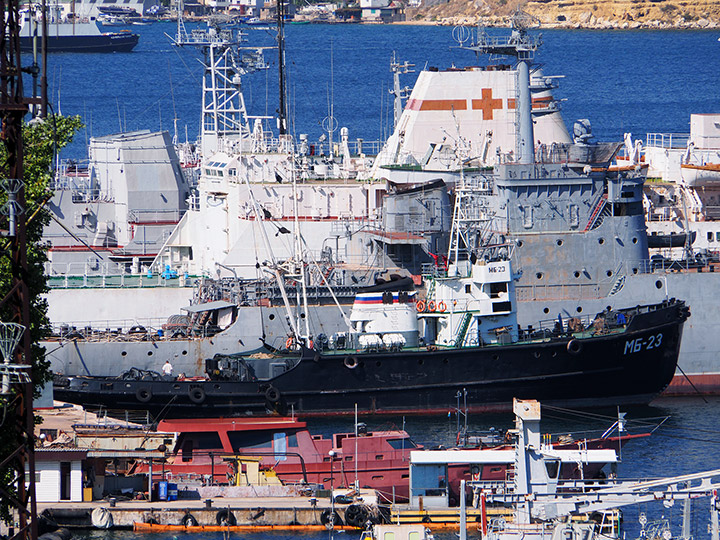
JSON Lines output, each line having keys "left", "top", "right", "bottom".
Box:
{"left": 437, "top": 301, "right": 447, "bottom": 312}
{"left": 285, "top": 337, "right": 294, "bottom": 349}
{"left": 416, "top": 300, "right": 426, "bottom": 312}
{"left": 427, "top": 301, "right": 436, "bottom": 312}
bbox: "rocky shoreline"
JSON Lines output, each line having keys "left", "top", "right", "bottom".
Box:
{"left": 406, "top": 0, "right": 720, "bottom": 30}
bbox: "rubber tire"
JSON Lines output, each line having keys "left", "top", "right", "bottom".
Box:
{"left": 344, "top": 504, "right": 370, "bottom": 528}
{"left": 188, "top": 387, "right": 205, "bottom": 404}
{"left": 265, "top": 386, "right": 280, "bottom": 403}
{"left": 320, "top": 509, "right": 343, "bottom": 527}
{"left": 181, "top": 514, "right": 198, "bottom": 527}
{"left": 344, "top": 356, "right": 358, "bottom": 369}
{"left": 567, "top": 339, "right": 582, "bottom": 355}
{"left": 136, "top": 387, "right": 152, "bottom": 403}
{"left": 216, "top": 510, "right": 236, "bottom": 526}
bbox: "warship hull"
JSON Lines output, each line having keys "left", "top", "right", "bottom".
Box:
{"left": 54, "top": 300, "right": 688, "bottom": 417}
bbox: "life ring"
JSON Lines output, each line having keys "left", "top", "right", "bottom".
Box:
{"left": 415, "top": 300, "right": 425, "bottom": 312}
{"left": 265, "top": 386, "right": 281, "bottom": 403}
{"left": 188, "top": 387, "right": 205, "bottom": 404}
{"left": 285, "top": 337, "right": 294, "bottom": 350}
{"left": 344, "top": 356, "right": 359, "bottom": 369}
{"left": 135, "top": 387, "right": 152, "bottom": 403}
{"left": 216, "top": 509, "right": 236, "bottom": 526}
{"left": 567, "top": 339, "right": 582, "bottom": 355}
{"left": 437, "top": 301, "right": 447, "bottom": 312}
{"left": 427, "top": 301, "right": 436, "bottom": 312}
{"left": 181, "top": 513, "right": 198, "bottom": 527}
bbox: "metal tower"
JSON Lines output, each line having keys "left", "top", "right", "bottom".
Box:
{"left": 0, "top": 0, "right": 43, "bottom": 537}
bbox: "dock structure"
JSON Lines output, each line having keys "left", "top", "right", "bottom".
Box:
{"left": 37, "top": 495, "right": 499, "bottom": 530}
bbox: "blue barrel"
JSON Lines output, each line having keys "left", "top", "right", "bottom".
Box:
{"left": 157, "top": 481, "right": 168, "bottom": 501}
{"left": 168, "top": 483, "right": 178, "bottom": 501}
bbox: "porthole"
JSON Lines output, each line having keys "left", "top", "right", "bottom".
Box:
{"left": 576, "top": 306, "right": 583, "bottom": 313}
{"left": 598, "top": 238, "right": 605, "bottom": 245}
{"left": 606, "top": 270, "right": 613, "bottom": 277}
{"left": 632, "top": 268, "right": 638, "bottom": 275}
{"left": 418, "top": 359, "right": 424, "bottom": 365}
{"left": 632, "top": 237, "right": 638, "bottom": 244}
{"left": 147, "top": 351, "right": 153, "bottom": 356}
{"left": 536, "top": 272, "right": 544, "bottom": 280}
{"left": 121, "top": 351, "right": 127, "bottom": 357}
{"left": 655, "top": 280, "right": 663, "bottom": 289}
{"left": 443, "top": 358, "right": 449, "bottom": 364}
{"left": 492, "top": 354, "right": 500, "bottom": 361}
{"left": 269, "top": 314, "right": 275, "bottom": 320}
{"left": 533, "top": 351, "right": 541, "bottom": 359}
{"left": 574, "top": 271, "right": 580, "bottom": 278}
{"left": 182, "top": 350, "right": 188, "bottom": 355}
{"left": 543, "top": 307, "right": 550, "bottom": 314}
{"left": 376, "top": 361, "right": 382, "bottom": 367}
{"left": 556, "top": 239, "right": 563, "bottom": 246}
{"left": 300, "top": 313, "right": 306, "bottom": 319}
{"left": 517, "top": 240, "right": 524, "bottom": 247}
{"left": 551, "top": 351, "right": 557, "bottom": 358}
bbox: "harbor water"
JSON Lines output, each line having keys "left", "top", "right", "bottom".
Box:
{"left": 32, "top": 24, "right": 720, "bottom": 159}
{"left": 22, "top": 22, "right": 720, "bottom": 540}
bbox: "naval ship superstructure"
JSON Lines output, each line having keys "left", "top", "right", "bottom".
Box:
{"left": 47, "top": 16, "right": 710, "bottom": 395}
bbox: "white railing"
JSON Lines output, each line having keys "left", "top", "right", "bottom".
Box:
{"left": 646, "top": 132, "right": 690, "bottom": 150}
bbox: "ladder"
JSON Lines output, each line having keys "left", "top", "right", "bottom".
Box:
{"left": 584, "top": 193, "right": 608, "bottom": 232}
{"left": 454, "top": 312, "right": 473, "bottom": 348}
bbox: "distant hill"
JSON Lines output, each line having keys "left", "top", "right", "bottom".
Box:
{"left": 405, "top": 0, "right": 720, "bottom": 28}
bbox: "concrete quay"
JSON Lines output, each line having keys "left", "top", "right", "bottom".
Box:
{"left": 37, "top": 496, "right": 489, "bottom": 530}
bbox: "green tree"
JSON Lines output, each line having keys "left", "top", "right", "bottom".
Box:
{"left": 0, "top": 114, "right": 83, "bottom": 525}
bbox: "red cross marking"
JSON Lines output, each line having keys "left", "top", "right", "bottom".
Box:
{"left": 472, "top": 88, "right": 503, "bottom": 120}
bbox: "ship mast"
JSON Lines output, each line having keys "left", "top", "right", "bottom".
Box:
{"left": 389, "top": 52, "right": 414, "bottom": 130}
{"left": 276, "top": 0, "right": 288, "bottom": 135}
{"left": 465, "top": 11, "right": 540, "bottom": 164}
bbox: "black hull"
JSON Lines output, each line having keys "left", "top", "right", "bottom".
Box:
{"left": 55, "top": 300, "right": 689, "bottom": 418}
{"left": 19, "top": 33, "right": 139, "bottom": 53}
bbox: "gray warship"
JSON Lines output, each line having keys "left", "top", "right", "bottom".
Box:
{"left": 45, "top": 15, "right": 712, "bottom": 395}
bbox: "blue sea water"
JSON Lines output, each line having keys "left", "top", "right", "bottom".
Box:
{"left": 26, "top": 23, "right": 720, "bottom": 159}
{"left": 21, "top": 23, "right": 720, "bottom": 540}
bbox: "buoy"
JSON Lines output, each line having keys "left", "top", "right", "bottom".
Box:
{"left": 415, "top": 300, "right": 425, "bottom": 312}
{"left": 437, "top": 301, "right": 447, "bottom": 312}
{"left": 427, "top": 301, "right": 436, "bottom": 312}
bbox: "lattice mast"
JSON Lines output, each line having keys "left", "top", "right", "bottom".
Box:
{"left": 276, "top": 0, "right": 288, "bottom": 135}
{"left": 0, "top": 0, "right": 41, "bottom": 536}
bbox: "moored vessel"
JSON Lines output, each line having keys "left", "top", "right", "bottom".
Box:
{"left": 19, "top": 4, "right": 139, "bottom": 53}
{"left": 53, "top": 255, "right": 690, "bottom": 417}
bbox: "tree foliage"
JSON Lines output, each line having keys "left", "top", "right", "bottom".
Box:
{"left": 0, "top": 114, "right": 83, "bottom": 525}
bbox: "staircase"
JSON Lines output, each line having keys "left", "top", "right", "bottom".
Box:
{"left": 454, "top": 312, "right": 472, "bottom": 348}
{"left": 584, "top": 193, "right": 608, "bottom": 232}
